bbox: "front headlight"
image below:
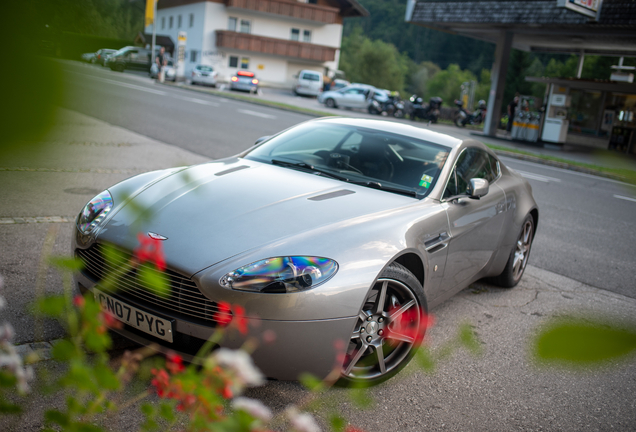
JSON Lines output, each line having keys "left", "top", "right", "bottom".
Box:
{"left": 77, "top": 190, "right": 113, "bottom": 235}
{"left": 220, "top": 256, "right": 338, "bottom": 293}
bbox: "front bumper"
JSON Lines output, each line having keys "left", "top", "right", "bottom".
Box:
{"left": 74, "top": 270, "right": 355, "bottom": 381}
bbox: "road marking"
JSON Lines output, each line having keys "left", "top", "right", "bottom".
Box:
{"left": 0, "top": 216, "right": 72, "bottom": 224}
{"left": 614, "top": 194, "right": 636, "bottom": 203}
{"left": 171, "top": 95, "right": 220, "bottom": 106}
{"left": 500, "top": 156, "right": 636, "bottom": 188}
{"left": 237, "top": 109, "right": 276, "bottom": 119}
{"left": 515, "top": 170, "right": 562, "bottom": 183}
{"left": 68, "top": 70, "right": 168, "bottom": 95}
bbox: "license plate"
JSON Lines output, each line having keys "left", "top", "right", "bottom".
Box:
{"left": 202, "top": 73, "right": 209, "bottom": 76}
{"left": 93, "top": 289, "right": 174, "bottom": 343}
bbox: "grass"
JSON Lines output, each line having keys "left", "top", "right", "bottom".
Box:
{"left": 485, "top": 143, "right": 636, "bottom": 184}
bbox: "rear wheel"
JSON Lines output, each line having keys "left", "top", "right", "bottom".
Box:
{"left": 454, "top": 115, "right": 465, "bottom": 127}
{"left": 338, "top": 262, "right": 427, "bottom": 386}
{"left": 326, "top": 98, "right": 336, "bottom": 108}
{"left": 489, "top": 215, "right": 534, "bottom": 288}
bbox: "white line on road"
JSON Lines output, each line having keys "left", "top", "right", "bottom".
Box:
{"left": 614, "top": 194, "right": 636, "bottom": 203}
{"left": 171, "top": 95, "right": 220, "bottom": 106}
{"left": 237, "top": 109, "right": 276, "bottom": 119}
{"left": 71, "top": 71, "right": 168, "bottom": 95}
{"left": 515, "top": 170, "right": 562, "bottom": 183}
{"left": 499, "top": 156, "right": 636, "bottom": 188}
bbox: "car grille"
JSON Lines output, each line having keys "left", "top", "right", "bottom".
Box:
{"left": 76, "top": 243, "right": 224, "bottom": 324}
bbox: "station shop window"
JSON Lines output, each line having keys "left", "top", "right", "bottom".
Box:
{"left": 229, "top": 56, "right": 238, "bottom": 68}
{"left": 568, "top": 89, "right": 603, "bottom": 135}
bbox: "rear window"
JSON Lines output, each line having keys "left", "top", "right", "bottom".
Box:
{"left": 301, "top": 72, "right": 320, "bottom": 81}
{"left": 197, "top": 66, "right": 213, "bottom": 72}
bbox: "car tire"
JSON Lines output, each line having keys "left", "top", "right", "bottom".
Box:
{"left": 326, "top": 98, "right": 337, "bottom": 108}
{"left": 489, "top": 214, "right": 535, "bottom": 288}
{"left": 338, "top": 262, "right": 428, "bottom": 387}
{"left": 115, "top": 64, "right": 125, "bottom": 73}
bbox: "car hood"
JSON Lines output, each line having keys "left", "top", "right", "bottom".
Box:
{"left": 98, "top": 159, "right": 416, "bottom": 277}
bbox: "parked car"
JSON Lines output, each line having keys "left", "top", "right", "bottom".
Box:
{"left": 331, "top": 78, "right": 350, "bottom": 91}
{"left": 81, "top": 52, "right": 96, "bottom": 63}
{"left": 293, "top": 70, "right": 323, "bottom": 97}
{"left": 230, "top": 70, "right": 259, "bottom": 93}
{"left": 191, "top": 64, "right": 218, "bottom": 87}
{"left": 149, "top": 59, "right": 176, "bottom": 81}
{"left": 318, "top": 84, "right": 376, "bottom": 109}
{"left": 94, "top": 49, "right": 117, "bottom": 66}
{"left": 72, "top": 117, "right": 538, "bottom": 386}
{"left": 106, "top": 46, "right": 157, "bottom": 73}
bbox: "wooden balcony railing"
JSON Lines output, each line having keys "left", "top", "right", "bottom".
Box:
{"left": 216, "top": 31, "right": 336, "bottom": 62}
{"left": 225, "top": 0, "right": 339, "bottom": 25}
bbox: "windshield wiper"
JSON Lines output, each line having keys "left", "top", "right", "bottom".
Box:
{"left": 271, "top": 159, "right": 350, "bottom": 181}
{"left": 349, "top": 180, "right": 419, "bottom": 198}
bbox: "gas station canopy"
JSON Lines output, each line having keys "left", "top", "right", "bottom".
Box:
{"left": 406, "top": 0, "right": 636, "bottom": 57}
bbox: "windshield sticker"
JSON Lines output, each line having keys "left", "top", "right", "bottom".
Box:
{"left": 419, "top": 174, "right": 433, "bottom": 188}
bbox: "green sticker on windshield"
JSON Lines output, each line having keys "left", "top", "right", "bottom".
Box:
{"left": 419, "top": 174, "right": 433, "bottom": 188}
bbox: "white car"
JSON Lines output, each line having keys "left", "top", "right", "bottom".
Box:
{"left": 318, "top": 84, "right": 381, "bottom": 110}
{"left": 191, "top": 65, "right": 218, "bottom": 87}
{"left": 293, "top": 70, "right": 323, "bottom": 97}
{"left": 150, "top": 60, "right": 176, "bottom": 82}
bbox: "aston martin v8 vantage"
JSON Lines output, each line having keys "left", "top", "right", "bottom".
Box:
{"left": 72, "top": 117, "right": 538, "bottom": 385}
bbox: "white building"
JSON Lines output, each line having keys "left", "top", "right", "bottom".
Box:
{"left": 145, "top": 0, "right": 367, "bottom": 87}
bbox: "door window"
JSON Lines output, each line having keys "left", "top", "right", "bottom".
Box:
{"left": 444, "top": 148, "right": 497, "bottom": 199}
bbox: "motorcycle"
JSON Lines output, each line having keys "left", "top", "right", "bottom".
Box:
{"left": 409, "top": 96, "right": 442, "bottom": 123}
{"left": 367, "top": 90, "right": 395, "bottom": 116}
{"left": 454, "top": 99, "right": 487, "bottom": 127}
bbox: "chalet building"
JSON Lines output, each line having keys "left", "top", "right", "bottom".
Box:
{"left": 145, "top": 0, "right": 367, "bottom": 87}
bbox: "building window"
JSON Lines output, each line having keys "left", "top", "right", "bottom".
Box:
{"left": 241, "top": 57, "right": 249, "bottom": 69}
{"left": 189, "top": 13, "right": 194, "bottom": 28}
{"left": 178, "top": 15, "right": 182, "bottom": 28}
{"left": 240, "top": 19, "right": 251, "bottom": 34}
{"left": 229, "top": 56, "right": 238, "bottom": 68}
{"left": 291, "top": 28, "right": 300, "bottom": 41}
{"left": 303, "top": 30, "right": 311, "bottom": 43}
{"left": 308, "top": 0, "right": 317, "bottom": 3}
{"left": 169, "top": 16, "right": 173, "bottom": 29}
{"left": 190, "top": 50, "right": 198, "bottom": 63}
{"left": 228, "top": 17, "right": 237, "bottom": 31}
{"left": 161, "top": 17, "right": 165, "bottom": 30}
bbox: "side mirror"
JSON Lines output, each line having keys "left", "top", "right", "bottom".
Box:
{"left": 467, "top": 178, "right": 489, "bottom": 199}
{"left": 254, "top": 136, "right": 271, "bottom": 146}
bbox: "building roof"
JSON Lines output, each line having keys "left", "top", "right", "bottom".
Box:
{"left": 406, "top": 0, "right": 636, "bottom": 56}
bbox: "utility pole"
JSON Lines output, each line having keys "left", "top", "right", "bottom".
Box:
{"left": 151, "top": 0, "right": 157, "bottom": 64}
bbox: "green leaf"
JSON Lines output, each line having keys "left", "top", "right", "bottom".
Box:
{"left": 138, "top": 266, "right": 170, "bottom": 298}
{"left": 51, "top": 339, "right": 76, "bottom": 361}
{"left": 329, "top": 414, "right": 347, "bottom": 432}
{"left": 140, "top": 402, "right": 155, "bottom": 416}
{"left": 458, "top": 323, "right": 482, "bottom": 354}
{"left": 159, "top": 402, "right": 176, "bottom": 422}
{"left": 0, "top": 370, "right": 17, "bottom": 387}
{"left": 415, "top": 347, "right": 436, "bottom": 373}
{"left": 348, "top": 388, "right": 373, "bottom": 409}
{"left": 36, "top": 296, "right": 66, "bottom": 317}
{"left": 76, "top": 423, "right": 104, "bottom": 432}
{"left": 534, "top": 318, "right": 636, "bottom": 365}
{"left": 44, "top": 409, "right": 70, "bottom": 427}
{"left": 49, "top": 256, "right": 84, "bottom": 272}
{"left": 94, "top": 364, "right": 120, "bottom": 391}
{"left": 0, "top": 398, "right": 22, "bottom": 414}
{"left": 299, "top": 373, "right": 325, "bottom": 392}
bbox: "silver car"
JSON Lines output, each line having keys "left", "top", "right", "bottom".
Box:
{"left": 318, "top": 84, "right": 388, "bottom": 110}
{"left": 191, "top": 64, "right": 218, "bottom": 87}
{"left": 72, "top": 118, "right": 538, "bottom": 385}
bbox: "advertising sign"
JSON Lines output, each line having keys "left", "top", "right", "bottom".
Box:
{"left": 176, "top": 31, "right": 186, "bottom": 81}
{"left": 557, "top": 0, "right": 602, "bottom": 19}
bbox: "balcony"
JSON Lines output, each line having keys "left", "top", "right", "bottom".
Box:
{"left": 216, "top": 31, "right": 336, "bottom": 62}
{"left": 225, "top": 0, "right": 339, "bottom": 25}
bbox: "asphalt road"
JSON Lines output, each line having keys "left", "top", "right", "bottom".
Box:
{"left": 58, "top": 61, "right": 636, "bottom": 299}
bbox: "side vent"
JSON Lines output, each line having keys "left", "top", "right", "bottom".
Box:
{"left": 308, "top": 190, "right": 355, "bottom": 201}
{"left": 215, "top": 165, "right": 250, "bottom": 176}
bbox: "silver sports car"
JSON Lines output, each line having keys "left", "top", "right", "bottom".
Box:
{"left": 72, "top": 117, "right": 538, "bottom": 385}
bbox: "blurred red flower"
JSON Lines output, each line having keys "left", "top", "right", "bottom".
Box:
{"left": 134, "top": 233, "right": 166, "bottom": 271}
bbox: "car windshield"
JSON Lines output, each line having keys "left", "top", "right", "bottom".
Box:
{"left": 244, "top": 122, "right": 450, "bottom": 199}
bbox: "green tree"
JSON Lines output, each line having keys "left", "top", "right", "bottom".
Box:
{"left": 426, "top": 64, "right": 478, "bottom": 107}
{"left": 407, "top": 61, "right": 441, "bottom": 98}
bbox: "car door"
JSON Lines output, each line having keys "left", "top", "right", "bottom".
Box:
{"left": 340, "top": 88, "right": 366, "bottom": 108}
{"left": 440, "top": 148, "right": 507, "bottom": 293}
